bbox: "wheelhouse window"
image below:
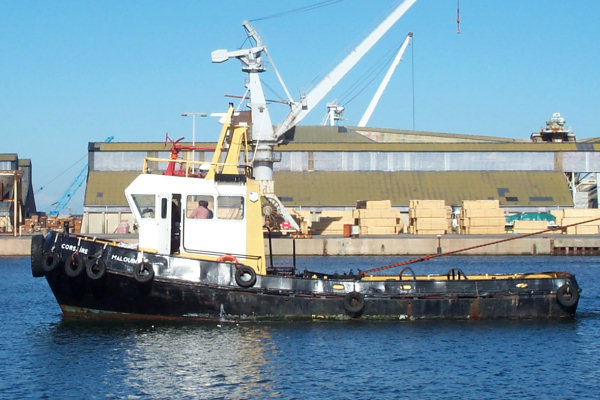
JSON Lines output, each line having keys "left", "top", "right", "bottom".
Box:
{"left": 186, "top": 195, "right": 214, "bottom": 219}
{"left": 132, "top": 194, "right": 155, "bottom": 219}
{"left": 217, "top": 196, "right": 244, "bottom": 220}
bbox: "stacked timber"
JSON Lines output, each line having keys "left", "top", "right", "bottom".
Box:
{"left": 289, "top": 209, "right": 312, "bottom": 236}
{"left": 407, "top": 200, "right": 447, "bottom": 235}
{"left": 22, "top": 215, "right": 82, "bottom": 234}
{"left": 311, "top": 210, "right": 354, "bottom": 235}
{"left": 0, "top": 216, "right": 12, "bottom": 233}
{"left": 552, "top": 208, "right": 600, "bottom": 235}
{"left": 512, "top": 220, "right": 549, "bottom": 234}
{"left": 460, "top": 200, "right": 505, "bottom": 234}
{"left": 354, "top": 200, "right": 403, "bottom": 235}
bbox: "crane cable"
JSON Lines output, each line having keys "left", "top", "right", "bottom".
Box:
{"left": 249, "top": 0, "right": 345, "bottom": 22}
{"left": 358, "top": 216, "right": 600, "bottom": 277}
{"left": 36, "top": 155, "right": 87, "bottom": 193}
{"left": 456, "top": 0, "right": 461, "bottom": 34}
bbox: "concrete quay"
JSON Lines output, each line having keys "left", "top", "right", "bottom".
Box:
{"left": 2, "top": 233, "right": 600, "bottom": 257}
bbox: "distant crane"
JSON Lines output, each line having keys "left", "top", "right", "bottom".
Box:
{"left": 212, "top": 0, "right": 417, "bottom": 182}
{"left": 211, "top": 0, "right": 418, "bottom": 229}
{"left": 322, "top": 102, "right": 345, "bottom": 126}
{"left": 357, "top": 32, "right": 413, "bottom": 127}
{"left": 48, "top": 136, "right": 114, "bottom": 216}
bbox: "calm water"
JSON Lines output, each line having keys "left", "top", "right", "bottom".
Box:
{"left": 1, "top": 255, "right": 599, "bottom": 399}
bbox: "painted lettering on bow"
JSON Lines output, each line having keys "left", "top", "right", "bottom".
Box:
{"left": 60, "top": 243, "right": 88, "bottom": 254}
{"left": 110, "top": 254, "right": 139, "bottom": 264}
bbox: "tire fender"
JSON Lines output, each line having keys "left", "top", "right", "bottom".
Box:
{"left": 42, "top": 251, "right": 61, "bottom": 273}
{"left": 64, "top": 253, "right": 85, "bottom": 278}
{"left": 343, "top": 291, "right": 365, "bottom": 315}
{"left": 235, "top": 265, "right": 257, "bottom": 288}
{"left": 30, "top": 234, "right": 45, "bottom": 277}
{"left": 134, "top": 262, "right": 155, "bottom": 283}
{"left": 556, "top": 283, "right": 579, "bottom": 308}
{"left": 86, "top": 257, "right": 107, "bottom": 280}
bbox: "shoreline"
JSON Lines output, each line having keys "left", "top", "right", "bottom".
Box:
{"left": 2, "top": 233, "right": 600, "bottom": 257}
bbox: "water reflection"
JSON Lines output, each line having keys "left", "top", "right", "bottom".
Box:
{"left": 121, "top": 323, "right": 277, "bottom": 399}
{"left": 4, "top": 255, "right": 600, "bottom": 399}
{"left": 35, "top": 320, "right": 279, "bottom": 399}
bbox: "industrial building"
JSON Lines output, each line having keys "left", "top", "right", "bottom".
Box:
{"left": 81, "top": 125, "right": 600, "bottom": 234}
{"left": 0, "top": 154, "right": 36, "bottom": 234}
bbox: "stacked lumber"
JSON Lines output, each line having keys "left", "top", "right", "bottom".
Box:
{"left": 0, "top": 215, "right": 12, "bottom": 233}
{"left": 552, "top": 208, "right": 600, "bottom": 235}
{"left": 289, "top": 208, "right": 312, "bottom": 236}
{"left": 22, "top": 215, "right": 82, "bottom": 234}
{"left": 460, "top": 200, "right": 505, "bottom": 234}
{"left": 513, "top": 220, "right": 549, "bottom": 234}
{"left": 311, "top": 210, "right": 354, "bottom": 235}
{"left": 407, "top": 200, "right": 447, "bottom": 235}
{"left": 354, "top": 200, "right": 402, "bottom": 235}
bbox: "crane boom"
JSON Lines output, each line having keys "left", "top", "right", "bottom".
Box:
{"left": 49, "top": 136, "right": 114, "bottom": 216}
{"left": 274, "top": 0, "right": 417, "bottom": 138}
{"left": 357, "top": 32, "right": 413, "bottom": 128}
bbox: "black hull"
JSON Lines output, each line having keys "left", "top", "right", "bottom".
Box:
{"left": 32, "top": 233, "right": 580, "bottom": 321}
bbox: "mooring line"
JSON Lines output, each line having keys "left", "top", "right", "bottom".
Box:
{"left": 359, "top": 216, "right": 600, "bottom": 276}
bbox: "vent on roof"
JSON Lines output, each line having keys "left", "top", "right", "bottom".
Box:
{"left": 529, "top": 196, "right": 553, "bottom": 202}
{"left": 96, "top": 192, "right": 103, "bottom": 198}
{"left": 497, "top": 188, "right": 510, "bottom": 197}
{"left": 505, "top": 196, "right": 518, "bottom": 202}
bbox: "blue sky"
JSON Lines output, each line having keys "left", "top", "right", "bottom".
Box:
{"left": 1, "top": 0, "right": 599, "bottom": 214}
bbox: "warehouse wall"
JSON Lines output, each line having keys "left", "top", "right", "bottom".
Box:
{"left": 82, "top": 211, "right": 136, "bottom": 234}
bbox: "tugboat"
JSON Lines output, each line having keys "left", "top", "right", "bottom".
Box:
{"left": 30, "top": 1, "right": 581, "bottom": 321}
{"left": 30, "top": 104, "right": 581, "bottom": 321}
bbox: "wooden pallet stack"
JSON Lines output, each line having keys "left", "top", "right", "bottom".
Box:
{"left": 459, "top": 200, "right": 505, "bottom": 234}
{"left": 289, "top": 208, "right": 312, "bottom": 236}
{"left": 407, "top": 200, "right": 447, "bottom": 235}
{"left": 311, "top": 210, "right": 354, "bottom": 235}
{"left": 22, "top": 215, "right": 82, "bottom": 234}
{"left": 354, "top": 200, "right": 403, "bottom": 235}
{"left": 512, "top": 220, "right": 549, "bottom": 234}
{"left": 551, "top": 208, "right": 600, "bottom": 235}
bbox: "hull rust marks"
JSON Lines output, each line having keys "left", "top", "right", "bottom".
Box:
{"left": 34, "top": 231, "right": 581, "bottom": 322}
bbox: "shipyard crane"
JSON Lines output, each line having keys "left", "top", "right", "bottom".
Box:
{"left": 273, "top": 0, "right": 417, "bottom": 138}
{"left": 357, "top": 32, "right": 413, "bottom": 127}
{"left": 212, "top": 0, "right": 417, "bottom": 180}
{"left": 211, "top": 0, "right": 417, "bottom": 228}
{"left": 322, "top": 102, "right": 345, "bottom": 126}
{"left": 49, "top": 136, "right": 114, "bottom": 216}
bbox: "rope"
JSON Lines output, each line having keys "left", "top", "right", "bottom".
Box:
{"left": 249, "top": 0, "right": 345, "bottom": 22}
{"left": 358, "top": 216, "right": 600, "bottom": 276}
{"left": 36, "top": 155, "right": 87, "bottom": 193}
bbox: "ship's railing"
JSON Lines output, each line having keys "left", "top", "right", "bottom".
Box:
{"left": 182, "top": 248, "right": 265, "bottom": 272}
{"left": 142, "top": 157, "right": 252, "bottom": 179}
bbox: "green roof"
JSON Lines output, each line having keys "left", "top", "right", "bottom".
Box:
{"left": 85, "top": 171, "right": 139, "bottom": 206}
{"left": 0, "top": 153, "right": 18, "bottom": 162}
{"left": 273, "top": 171, "right": 573, "bottom": 208}
{"left": 92, "top": 126, "right": 595, "bottom": 153}
{"left": 85, "top": 170, "right": 572, "bottom": 209}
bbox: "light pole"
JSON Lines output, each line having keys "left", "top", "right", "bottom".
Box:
{"left": 181, "top": 112, "right": 207, "bottom": 165}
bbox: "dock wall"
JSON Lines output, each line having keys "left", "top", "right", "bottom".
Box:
{"left": 3, "top": 234, "right": 600, "bottom": 257}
